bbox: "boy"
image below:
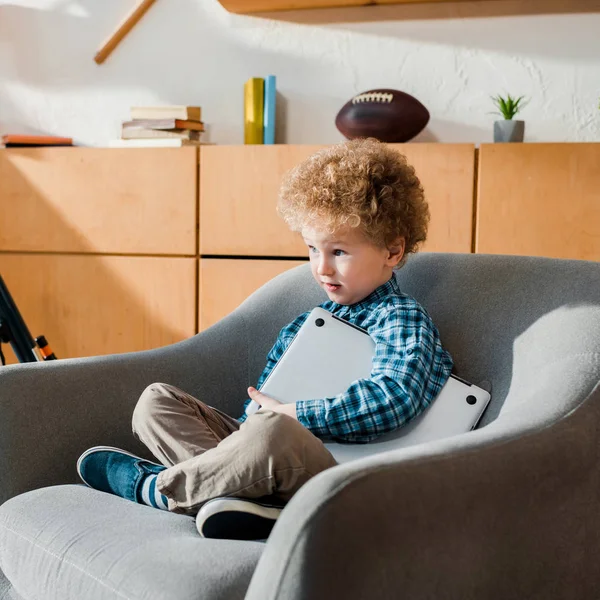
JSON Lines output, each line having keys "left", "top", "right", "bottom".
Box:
{"left": 77, "top": 138, "right": 453, "bottom": 539}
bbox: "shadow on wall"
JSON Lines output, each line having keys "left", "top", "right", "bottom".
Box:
{"left": 0, "top": 153, "right": 196, "bottom": 364}
{"left": 411, "top": 119, "right": 491, "bottom": 143}
{"left": 0, "top": 1, "right": 229, "bottom": 88}
{"left": 275, "top": 91, "right": 288, "bottom": 144}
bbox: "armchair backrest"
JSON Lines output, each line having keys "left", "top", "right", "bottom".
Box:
{"left": 235, "top": 252, "right": 600, "bottom": 430}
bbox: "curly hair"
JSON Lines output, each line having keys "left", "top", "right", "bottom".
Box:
{"left": 277, "top": 138, "right": 429, "bottom": 268}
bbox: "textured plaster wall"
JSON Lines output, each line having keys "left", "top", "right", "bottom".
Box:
{"left": 0, "top": 0, "right": 599, "bottom": 146}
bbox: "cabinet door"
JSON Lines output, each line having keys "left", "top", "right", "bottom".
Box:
{"left": 0, "top": 147, "right": 197, "bottom": 255}
{"left": 476, "top": 144, "right": 600, "bottom": 260}
{"left": 199, "top": 258, "right": 307, "bottom": 331}
{"left": 390, "top": 143, "right": 475, "bottom": 253}
{"left": 200, "top": 145, "right": 323, "bottom": 256}
{"left": 0, "top": 254, "right": 196, "bottom": 364}
{"left": 200, "top": 144, "right": 475, "bottom": 256}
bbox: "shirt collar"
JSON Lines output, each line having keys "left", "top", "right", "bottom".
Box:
{"left": 331, "top": 276, "right": 400, "bottom": 311}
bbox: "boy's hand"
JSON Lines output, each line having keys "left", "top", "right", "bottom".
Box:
{"left": 248, "top": 387, "right": 297, "bottom": 420}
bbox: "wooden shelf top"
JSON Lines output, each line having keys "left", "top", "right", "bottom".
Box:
{"left": 216, "top": 0, "right": 597, "bottom": 21}
{"left": 217, "top": 0, "right": 500, "bottom": 14}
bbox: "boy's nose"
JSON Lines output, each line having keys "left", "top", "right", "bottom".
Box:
{"left": 317, "top": 259, "right": 334, "bottom": 276}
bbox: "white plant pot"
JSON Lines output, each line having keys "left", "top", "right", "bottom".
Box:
{"left": 494, "top": 120, "right": 525, "bottom": 143}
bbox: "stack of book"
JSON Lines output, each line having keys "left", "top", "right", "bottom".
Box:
{"left": 109, "top": 106, "right": 205, "bottom": 147}
{"left": 244, "top": 75, "right": 276, "bottom": 145}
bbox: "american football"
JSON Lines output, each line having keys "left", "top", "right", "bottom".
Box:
{"left": 335, "top": 89, "right": 430, "bottom": 143}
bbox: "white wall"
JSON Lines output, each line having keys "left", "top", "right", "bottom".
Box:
{"left": 1, "top": 0, "right": 599, "bottom": 146}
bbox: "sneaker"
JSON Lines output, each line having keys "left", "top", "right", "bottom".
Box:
{"left": 196, "top": 497, "right": 285, "bottom": 540}
{"left": 77, "top": 446, "right": 165, "bottom": 503}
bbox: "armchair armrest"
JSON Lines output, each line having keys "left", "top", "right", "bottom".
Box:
{"left": 0, "top": 313, "right": 250, "bottom": 505}
{"left": 247, "top": 383, "right": 600, "bottom": 600}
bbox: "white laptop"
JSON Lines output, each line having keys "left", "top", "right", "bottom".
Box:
{"left": 246, "top": 307, "right": 491, "bottom": 463}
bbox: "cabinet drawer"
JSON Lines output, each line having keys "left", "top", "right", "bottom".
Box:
{"left": 0, "top": 147, "right": 197, "bottom": 254}
{"left": 200, "top": 144, "right": 475, "bottom": 256}
{"left": 476, "top": 143, "right": 600, "bottom": 260}
{"left": 0, "top": 254, "right": 196, "bottom": 363}
{"left": 199, "top": 258, "right": 307, "bottom": 330}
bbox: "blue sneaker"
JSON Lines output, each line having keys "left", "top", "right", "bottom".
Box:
{"left": 77, "top": 446, "right": 165, "bottom": 504}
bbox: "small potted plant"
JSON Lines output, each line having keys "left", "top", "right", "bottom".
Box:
{"left": 491, "top": 93, "right": 526, "bottom": 143}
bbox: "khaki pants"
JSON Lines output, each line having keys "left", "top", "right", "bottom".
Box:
{"left": 131, "top": 383, "right": 338, "bottom": 515}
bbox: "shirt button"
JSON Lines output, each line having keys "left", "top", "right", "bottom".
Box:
{"left": 406, "top": 348, "right": 413, "bottom": 355}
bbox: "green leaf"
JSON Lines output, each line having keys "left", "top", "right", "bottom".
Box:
{"left": 491, "top": 93, "right": 526, "bottom": 119}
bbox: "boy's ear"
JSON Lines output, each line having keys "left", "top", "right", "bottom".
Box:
{"left": 387, "top": 237, "right": 405, "bottom": 266}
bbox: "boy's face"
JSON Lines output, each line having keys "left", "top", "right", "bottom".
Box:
{"left": 302, "top": 225, "right": 405, "bottom": 306}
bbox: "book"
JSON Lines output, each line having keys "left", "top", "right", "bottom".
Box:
{"left": 121, "top": 127, "right": 202, "bottom": 141}
{"left": 122, "top": 118, "right": 205, "bottom": 132}
{"left": 130, "top": 106, "right": 202, "bottom": 121}
{"left": 244, "top": 78, "right": 264, "bottom": 145}
{"left": 263, "top": 75, "right": 276, "bottom": 145}
{"left": 107, "top": 139, "right": 209, "bottom": 148}
{"left": 2, "top": 134, "right": 73, "bottom": 147}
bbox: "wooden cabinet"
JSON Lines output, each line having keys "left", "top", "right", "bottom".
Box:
{"left": 0, "top": 143, "right": 478, "bottom": 360}
{"left": 200, "top": 143, "right": 476, "bottom": 257}
{"left": 199, "top": 258, "right": 307, "bottom": 331}
{"left": 198, "top": 142, "right": 475, "bottom": 332}
{"left": 13, "top": 142, "right": 597, "bottom": 361}
{"left": 0, "top": 254, "right": 196, "bottom": 364}
{"left": 476, "top": 143, "right": 600, "bottom": 260}
{"left": 0, "top": 147, "right": 197, "bottom": 255}
{"left": 0, "top": 146, "right": 199, "bottom": 362}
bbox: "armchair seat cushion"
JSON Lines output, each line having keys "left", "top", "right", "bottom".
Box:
{"left": 0, "top": 485, "right": 264, "bottom": 600}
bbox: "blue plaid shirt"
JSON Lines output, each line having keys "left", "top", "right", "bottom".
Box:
{"left": 239, "top": 277, "right": 453, "bottom": 443}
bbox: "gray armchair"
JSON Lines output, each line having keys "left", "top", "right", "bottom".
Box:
{"left": 1, "top": 253, "right": 599, "bottom": 600}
